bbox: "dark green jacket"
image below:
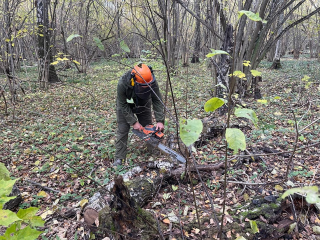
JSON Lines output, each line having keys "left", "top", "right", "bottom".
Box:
{"left": 116, "top": 71, "right": 165, "bottom": 125}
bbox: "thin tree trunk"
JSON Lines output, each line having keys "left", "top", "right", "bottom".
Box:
{"left": 37, "top": 0, "right": 59, "bottom": 87}
{"left": 217, "top": 25, "right": 233, "bottom": 115}
{"left": 270, "top": 0, "right": 285, "bottom": 69}
{"left": 191, "top": 0, "right": 201, "bottom": 63}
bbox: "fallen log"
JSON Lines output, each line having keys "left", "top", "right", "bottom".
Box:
{"left": 83, "top": 161, "right": 224, "bottom": 228}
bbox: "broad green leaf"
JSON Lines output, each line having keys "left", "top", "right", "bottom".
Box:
{"left": 0, "top": 209, "right": 21, "bottom": 227}
{"left": 0, "top": 163, "right": 10, "bottom": 180}
{"left": 172, "top": 185, "right": 178, "bottom": 191}
{"left": 29, "top": 216, "right": 45, "bottom": 227}
{"left": 249, "top": 220, "right": 259, "bottom": 233}
{"left": 93, "top": 37, "right": 104, "bottom": 51}
{"left": 14, "top": 226, "right": 43, "bottom": 240}
{"left": 238, "top": 10, "right": 267, "bottom": 23}
{"left": 0, "top": 179, "right": 18, "bottom": 197}
{"left": 206, "top": 49, "right": 229, "bottom": 58}
{"left": 180, "top": 119, "right": 203, "bottom": 147}
{"left": 120, "top": 40, "right": 130, "bottom": 53}
{"left": 204, "top": 97, "right": 225, "bottom": 112}
{"left": 231, "top": 71, "right": 246, "bottom": 79}
{"left": 234, "top": 108, "right": 258, "bottom": 127}
{"left": 250, "top": 70, "right": 262, "bottom": 77}
{"left": 282, "top": 186, "right": 320, "bottom": 204}
{"left": 66, "top": 34, "right": 81, "bottom": 42}
{"left": 0, "top": 196, "right": 16, "bottom": 206}
{"left": 226, "top": 128, "right": 246, "bottom": 154}
{"left": 1, "top": 222, "right": 17, "bottom": 239}
{"left": 17, "top": 207, "right": 39, "bottom": 220}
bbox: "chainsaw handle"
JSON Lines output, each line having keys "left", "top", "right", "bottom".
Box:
{"left": 141, "top": 125, "right": 164, "bottom": 139}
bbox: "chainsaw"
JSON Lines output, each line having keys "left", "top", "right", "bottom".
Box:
{"left": 132, "top": 125, "right": 186, "bottom": 163}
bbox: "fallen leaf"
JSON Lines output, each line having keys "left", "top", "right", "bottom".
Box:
{"left": 313, "top": 226, "right": 320, "bottom": 234}
{"left": 193, "top": 228, "right": 200, "bottom": 234}
{"left": 243, "top": 193, "right": 250, "bottom": 201}
{"left": 163, "top": 219, "right": 170, "bottom": 224}
{"left": 79, "top": 199, "right": 88, "bottom": 208}
{"left": 275, "top": 185, "right": 283, "bottom": 191}
{"left": 37, "top": 191, "right": 47, "bottom": 198}
{"left": 40, "top": 210, "right": 53, "bottom": 219}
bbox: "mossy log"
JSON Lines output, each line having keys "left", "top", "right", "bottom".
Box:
{"left": 99, "top": 175, "right": 161, "bottom": 240}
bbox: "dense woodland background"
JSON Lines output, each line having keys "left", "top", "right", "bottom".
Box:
{"left": 1, "top": 0, "right": 320, "bottom": 239}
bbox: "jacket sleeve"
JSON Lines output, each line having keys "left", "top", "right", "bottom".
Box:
{"left": 151, "top": 81, "right": 165, "bottom": 123}
{"left": 117, "top": 72, "right": 138, "bottom": 125}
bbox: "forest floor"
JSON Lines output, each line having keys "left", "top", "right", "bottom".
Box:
{"left": 0, "top": 55, "right": 320, "bottom": 240}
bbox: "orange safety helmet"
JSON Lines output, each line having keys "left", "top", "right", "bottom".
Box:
{"left": 131, "top": 64, "right": 154, "bottom": 85}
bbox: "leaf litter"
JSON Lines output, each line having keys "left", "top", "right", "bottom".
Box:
{"left": 0, "top": 57, "right": 320, "bottom": 239}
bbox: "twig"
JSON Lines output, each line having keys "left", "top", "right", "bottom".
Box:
{"left": 235, "top": 141, "right": 320, "bottom": 158}
{"left": 178, "top": 182, "right": 185, "bottom": 240}
{"left": 155, "top": 215, "right": 165, "bottom": 240}
{"left": 187, "top": 165, "right": 203, "bottom": 240}
{"left": 299, "top": 116, "right": 320, "bottom": 132}
{"left": 220, "top": 180, "right": 280, "bottom": 185}
{"left": 191, "top": 153, "right": 220, "bottom": 226}
{"left": 25, "top": 179, "right": 61, "bottom": 193}
{"left": 285, "top": 111, "right": 299, "bottom": 181}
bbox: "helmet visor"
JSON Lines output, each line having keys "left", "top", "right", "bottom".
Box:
{"left": 134, "top": 78, "right": 158, "bottom": 100}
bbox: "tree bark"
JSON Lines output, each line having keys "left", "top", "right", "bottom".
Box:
{"left": 37, "top": 0, "right": 59, "bottom": 86}
{"left": 270, "top": 0, "right": 285, "bottom": 69}
{"left": 217, "top": 25, "right": 233, "bottom": 115}
{"left": 191, "top": 0, "right": 201, "bottom": 63}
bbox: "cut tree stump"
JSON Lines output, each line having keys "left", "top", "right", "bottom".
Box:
{"left": 99, "top": 175, "right": 161, "bottom": 240}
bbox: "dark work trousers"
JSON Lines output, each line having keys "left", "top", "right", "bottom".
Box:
{"left": 115, "top": 98, "right": 152, "bottom": 160}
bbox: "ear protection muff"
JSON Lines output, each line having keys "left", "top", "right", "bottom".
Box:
{"left": 130, "top": 73, "right": 135, "bottom": 86}
{"left": 148, "top": 65, "right": 153, "bottom": 74}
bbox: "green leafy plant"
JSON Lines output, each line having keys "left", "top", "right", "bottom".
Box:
{"left": 0, "top": 163, "right": 44, "bottom": 240}
{"left": 282, "top": 186, "right": 320, "bottom": 204}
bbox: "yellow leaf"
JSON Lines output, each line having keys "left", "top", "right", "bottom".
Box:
{"left": 163, "top": 219, "right": 170, "bottom": 224}
{"left": 37, "top": 191, "right": 48, "bottom": 197}
{"left": 50, "top": 156, "right": 54, "bottom": 162}
{"left": 24, "top": 148, "right": 31, "bottom": 154}
{"left": 184, "top": 231, "right": 189, "bottom": 237}
{"left": 40, "top": 210, "right": 53, "bottom": 219}
{"left": 56, "top": 57, "right": 63, "bottom": 61}
{"left": 72, "top": 60, "right": 80, "bottom": 65}
{"left": 34, "top": 160, "right": 40, "bottom": 166}
{"left": 50, "top": 61, "right": 59, "bottom": 65}
{"left": 62, "top": 57, "right": 69, "bottom": 61}
{"left": 79, "top": 199, "right": 88, "bottom": 208}
{"left": 5, "top": 39, "right": 10, "bottom": 42}
{"left": 243, "top": 193, "right": 250, "bottom": 201}
{"left": 275, "top": 185, "right": 283, "bottom": 191}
